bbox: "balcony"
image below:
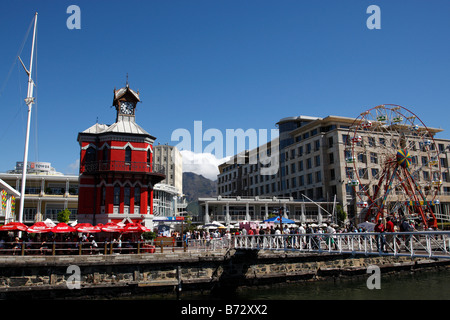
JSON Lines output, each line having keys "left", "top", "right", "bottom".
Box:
{"left": 82, "top": 161, "right": 166, "bottom": 183}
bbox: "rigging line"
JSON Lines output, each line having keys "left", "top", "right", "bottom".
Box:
{"left": 0, "top": 16, "right": 35, "bottom": 100}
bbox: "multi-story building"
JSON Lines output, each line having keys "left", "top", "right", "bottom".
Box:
{"left": 217, "top": 114, "right": 450, "bottom": 225}
{"left": 0, "top": 162, "right": 78, "bottom": 224}
{"left": 153, "top": 144, "right": 183, "bottom": 195}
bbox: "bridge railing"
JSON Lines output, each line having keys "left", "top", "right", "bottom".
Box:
{"left": 234, "top": 231, "right": 450, "bottom": 259}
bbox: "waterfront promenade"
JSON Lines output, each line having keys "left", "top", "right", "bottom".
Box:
{"left": 0, "top": 230, "right": 449, "bottom": 299}
{"left": 1, "top": 230, "right": 449, "bottom": 260}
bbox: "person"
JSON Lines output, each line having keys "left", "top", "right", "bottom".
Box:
{"left": 374, "top": 218, "right": 386, "bottom": 252}
{"left": 326, "top": 225, "right": 337, "bottom": 250}
{"left": 385, "top": 217, "right": 396, "bottom": 252}
{"left": 298, "top": 224, "right": 306, "bottom": 249}
{"left": 12, "top": 237, "right": 21, "bottom": 255}
{"left": 90, "top": 235, "right": 98, "bottom": 254}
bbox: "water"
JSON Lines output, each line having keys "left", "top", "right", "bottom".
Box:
{"left": 136, "top": 269, "right": 450, "bottom": 300}
{"left": 233, "top": 270, "right": 450, "bottom": 300}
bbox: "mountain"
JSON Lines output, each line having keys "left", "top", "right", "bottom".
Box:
{"left": 183, "top": 172, "right": 217, "bottom": 203}
{"left": 182, "top": 172, "right": 217, "bottom": 216}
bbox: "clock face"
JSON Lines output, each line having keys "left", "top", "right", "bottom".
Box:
{"left": 120, "top": 101, "right": 134, "bottom": 115}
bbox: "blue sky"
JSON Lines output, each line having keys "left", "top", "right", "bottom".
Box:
{"left": 1, "top": 0, "right": 450, "bottom": 179}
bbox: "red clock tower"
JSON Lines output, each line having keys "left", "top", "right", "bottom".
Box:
{"left": 77, "top": 83, "right": 165, "bottom": 228}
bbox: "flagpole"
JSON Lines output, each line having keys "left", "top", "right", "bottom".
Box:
{"left": 18, "top": 12, "right": 38, "bottom": 226}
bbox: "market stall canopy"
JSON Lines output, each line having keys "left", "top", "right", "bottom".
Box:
{"left": 263, "top": 216, "right": 296, "bottom": 224}
{"left": 0, "top": 221, "right": 28, "bottom": 231}
{"left": 51, "top": 223, "right": 76, "bottom": 233}
{"left": 27, "top": 221, "right": 52, "bottom": 233}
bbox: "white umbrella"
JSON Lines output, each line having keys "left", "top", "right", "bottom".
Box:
{"left": 357, "top": 221, "right": 375, "bottom": 232}
{"left": 44, "top": 218, "right": 56, "bottom": 227}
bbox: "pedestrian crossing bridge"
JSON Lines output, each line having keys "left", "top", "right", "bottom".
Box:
{"left": 233, "top": 231, "right": 450, "bottom": 260}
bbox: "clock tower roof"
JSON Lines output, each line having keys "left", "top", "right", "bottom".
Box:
{"left": 113, "top": 84, "right": 140, "bottom": 107}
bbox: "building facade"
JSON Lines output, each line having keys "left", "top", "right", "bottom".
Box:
{"left": 153, "top": 144, "right": 183, "bottom": 195}
{"left": 76, "top": 84, "right": 165, "bottom": 228}
{"left": 0, "top": 162, "right": 78, "bottom": 224}
{"left": 217, "top": 115, "right": 450, "bottom": 225}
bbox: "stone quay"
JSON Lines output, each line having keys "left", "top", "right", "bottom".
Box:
{"left": 0, "top": 249, "right": 449, "bottom": 299}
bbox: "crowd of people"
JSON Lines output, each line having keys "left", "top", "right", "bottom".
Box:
{"left": 0, "top": 213, "right": 442, "bottom": 255}
{"left": 0, "top": 232, "right": 142, "bottom": 255}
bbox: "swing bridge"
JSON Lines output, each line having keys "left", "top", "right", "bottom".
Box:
{"left": 233, "top": 231, "right": 450, "bottom": 260}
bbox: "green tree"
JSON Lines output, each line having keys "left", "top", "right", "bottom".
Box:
{"left": 336, "top": 205, "right": 347, "bottom": 225}
{"left": 57, "top": 209, "right": 71, "bottom": 223}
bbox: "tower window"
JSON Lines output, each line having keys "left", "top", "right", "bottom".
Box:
{"left": 113, "top": 185, "right": 120, "bottom": 206}
{"left": 85, "top": 147, "right": 96, "bottom": 163}
{"left": 134, "top": 187, "right": 140, "bottom": 206}
{"left": 101, "top": 186, "right": 106, "bottom": 206}
{"left": 125, "top": 146, "right": 132, "bottom": 163}
{"left": 124, "top": 185, "right": 131, "bottom": 206}
{"left": 103, "top": 148, "right": 109, "bottom": 162}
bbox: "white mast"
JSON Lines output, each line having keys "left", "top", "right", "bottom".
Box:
{"left": 18, "top": 12, "right": 38, "bottom": 224}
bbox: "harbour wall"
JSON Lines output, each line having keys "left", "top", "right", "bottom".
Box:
{"left": 0, "top": 249, "right": 449, "bottom": 299}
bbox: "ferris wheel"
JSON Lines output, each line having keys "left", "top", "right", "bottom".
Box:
{"left": 348, "top": 104, "right": 441, "bottom": 228}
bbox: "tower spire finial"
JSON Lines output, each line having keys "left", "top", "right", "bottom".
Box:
{"left": 126, "top": 73, "right": 129, "bottom": 87}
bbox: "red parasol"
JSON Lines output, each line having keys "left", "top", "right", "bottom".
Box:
{"left": 101, "top": 222, "right": 124, "bottom": 233}
{"left": 0, "top": 221, "right": 28, "bottom": 232}
{"left": 75, "top": 223, "right": 101, "bottom": 233}
{"left": 27, "top": 222, "right": 52, "bottom": 233}
{"left": 51, "top": 222, "right": 76, "bottom": 233}
{"left": 123, "top": 223, "right": 150, "bottom": 233}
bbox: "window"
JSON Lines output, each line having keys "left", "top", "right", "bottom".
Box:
{"left": 314, "top": 140, "right": 320, "bottom": 151}
{"left": 299, "top": 175, "right": 304, "bottom": 186}
{"left": 113, "top": 185, "right": 120, "bottom": 206}
{"left": 134, "top": 187, "right": 141, "bottom": 206}
{"left": 103, "top": 148, "right": 109, "bottom": 162}
{"left": 370, "top": 152, "right": 378, "bottom": 164}
{"left": 124, "top": 185, "right": 131, "bottom": 206}
{"left": 315, "top": 171, "right": 322, "bottom": 183}
{"left": 147, "top": 150, "right": 151, "bottom": 165}
{"left": 85, "top": 147, "right": 96, "bottom": 163}
{"left": 125, "top": 146, "right": 132, "bottom": 163}
{"left": 315, "top": 155, "right": 321, "bottom": 167}
{"left": 371, "top": 168, "right": 379, "bottom": 178}
{"left": 101, "top": 186, "right": 106, "bottom": 206}
{"left": 328, "top": 137, "right": 334, "bottom": 148}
